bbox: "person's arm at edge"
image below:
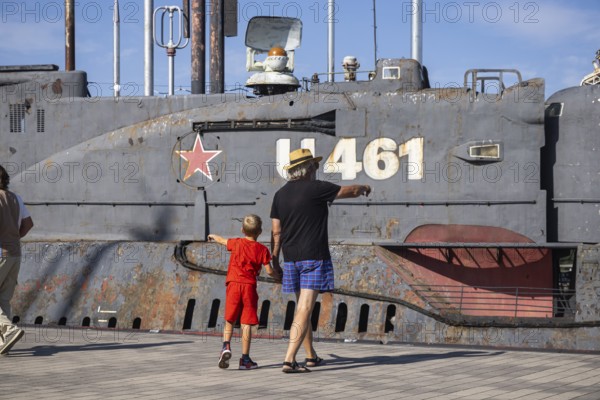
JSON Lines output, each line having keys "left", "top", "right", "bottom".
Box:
{"left": 207, "top": 234, "right": 227, "bottom": 246}
{"left": 270, "top": 218, "right": 284, "bottom": 278}
{"left": 20, "top": 216, "right": 33, "bottom": 238}
{"left": 263, "top": 262, "right": 282, "bottom": 282}
{"left": 336, "top": 184, "right": 372, "bottom": 199}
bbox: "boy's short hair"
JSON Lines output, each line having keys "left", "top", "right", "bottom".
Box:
{"left": 243, "top": 214, "right": 262, "bottom": 236}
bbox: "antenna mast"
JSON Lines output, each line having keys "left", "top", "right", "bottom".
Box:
{"left": 327, "top": 0, "right": 335, "bottom": 82}
{"left": 373, "top": 0, "right": 378, "bottom": 68}
{"left": 144, "top": 0, "right": 154, "bottom": 96}
{"left": 113, "top": 0, "right": 121, "bottom": 97}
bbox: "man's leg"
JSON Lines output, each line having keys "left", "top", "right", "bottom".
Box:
{"left": 0, "top": 257, "right": 20, "bottom": 334}
{"left": 297, "top": 292, "right": 317, "bottom": 360}
{"left": 0, "top": 257, "right": 24, "bottom": 354}
{"left": 284, "top": 288, "right": 319, "bottom": 363}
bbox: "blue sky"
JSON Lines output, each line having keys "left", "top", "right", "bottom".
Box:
{"left": 2, "top": 0, "right": 599, "bottom": 98}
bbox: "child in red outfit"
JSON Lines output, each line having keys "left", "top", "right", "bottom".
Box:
{"left": 208, "top": 214, "right": 281, "bottom": 370}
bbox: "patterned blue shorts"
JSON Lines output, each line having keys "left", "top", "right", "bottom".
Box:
{"left": 282, "top": 259, "right": 334, "bottom": 294}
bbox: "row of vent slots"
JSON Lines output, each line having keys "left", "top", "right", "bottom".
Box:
{"left": 11, "top": 300, "right": 398, "bottom": 333}
{"left": 9, "top": 104, "right": 45, "bottom": 133}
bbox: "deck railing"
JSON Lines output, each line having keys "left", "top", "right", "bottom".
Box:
{"left": 412, "top": 285, "right": 575, "bottom": 318}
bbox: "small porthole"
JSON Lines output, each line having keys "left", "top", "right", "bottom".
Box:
{"left": 382, "top": 67, "right": 400, "bottom": 80}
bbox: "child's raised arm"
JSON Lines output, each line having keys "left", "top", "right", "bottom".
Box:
{"left": 207, "top": 234, "right": 228, "bottom": 246}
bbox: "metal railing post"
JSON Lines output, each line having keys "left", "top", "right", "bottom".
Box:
{"left": 514, "top": 287, "right": 519, "bottom": 318}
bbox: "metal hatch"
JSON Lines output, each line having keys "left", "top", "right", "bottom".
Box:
{"left": 245, "top": 16, "right": 302, "bottom": 52}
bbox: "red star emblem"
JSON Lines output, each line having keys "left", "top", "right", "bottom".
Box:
{"left": 176, "top": 134, "right": 222, "bottom": 181}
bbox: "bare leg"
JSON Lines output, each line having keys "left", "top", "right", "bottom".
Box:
{"left": 296, "top": 292, "right": 317, "bottom": 359}
{"left": 0, "top": 257, "right": 19, "bottom": 334}
{"left": 241, "top": 324, "right": 252, "bottom": 355}
{"left": 223, "top": 320, "right": 233, "bottom": 343}
{"left": 218, "top": 320, "right": 234, "bottom": 369}
{"left": 284, "top": 289, "right": 319, "bottom": 364}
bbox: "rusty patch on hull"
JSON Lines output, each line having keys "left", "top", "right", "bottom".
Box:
{"left": 10, "top": 241, "right": 600, "bottom": 351}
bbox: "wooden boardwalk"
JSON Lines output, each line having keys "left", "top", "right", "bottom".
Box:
{"left": 1, "top": 327, "right": 600, "bottom": 399}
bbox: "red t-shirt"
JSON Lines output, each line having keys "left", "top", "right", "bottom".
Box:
{"left": 225, "top": 238, "right": 271, "bottom": 285}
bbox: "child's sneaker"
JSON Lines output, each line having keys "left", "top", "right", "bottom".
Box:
{"left": 218, "top": 348, "right": 232, "bottom": 369}
{"left": 239, "top": 357, "right": 258, "bottom": 370}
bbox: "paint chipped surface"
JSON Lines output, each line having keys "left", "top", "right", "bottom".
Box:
{"left": 11, "top": 241, "right": 600, "bottom": 351}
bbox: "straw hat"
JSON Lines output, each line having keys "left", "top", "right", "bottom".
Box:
{"left": 284, "top": 148, "right": 323, "bottom": 170}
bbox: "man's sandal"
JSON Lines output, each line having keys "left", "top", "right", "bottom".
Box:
{"left": 305, "top": 356, "right": 323, "bottom": 367}
{"left": 282, "top": 361, "right": 311, "bottom": 373}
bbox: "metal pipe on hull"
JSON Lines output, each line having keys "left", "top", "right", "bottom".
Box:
{"left": 114, "top": 0, "right": 121, "bottom": 97}
{"left": 65, "top": 0, "right": 75, "bottom": 71}
{"left": 209, "top": 0, "right": 224, "bottom": 93}
{"left": 144, "top": 0, "right": 154, "bottom": 96}
{"left": 191, "top": 0, "right": 206, "bottom": 94}
{"left": 328, "top": 0, "right": 335, "bottom": 82}
{"left": 168, "top": 10, "right": 175, "bottom": 96}
{"left": 183, "top": 0, "right": 190, "bottom": 39}
{"left": 411, "top": 0, "right": 423, "bottom": 65}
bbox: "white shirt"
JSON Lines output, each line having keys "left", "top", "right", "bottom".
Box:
{"left": 15, "top": 193, "right": 30, "bottom": 223}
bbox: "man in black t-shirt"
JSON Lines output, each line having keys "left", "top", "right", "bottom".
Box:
{"left": 270, "top": 148, "right": 371, "bottom": 373}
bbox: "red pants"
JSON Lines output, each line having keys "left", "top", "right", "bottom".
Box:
{"left": 224, "top": 282, "right": 259, "bottom": 325}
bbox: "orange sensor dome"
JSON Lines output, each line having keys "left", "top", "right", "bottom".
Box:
{"left": 268, "top": 47, "right": 287, "bottom": 57}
